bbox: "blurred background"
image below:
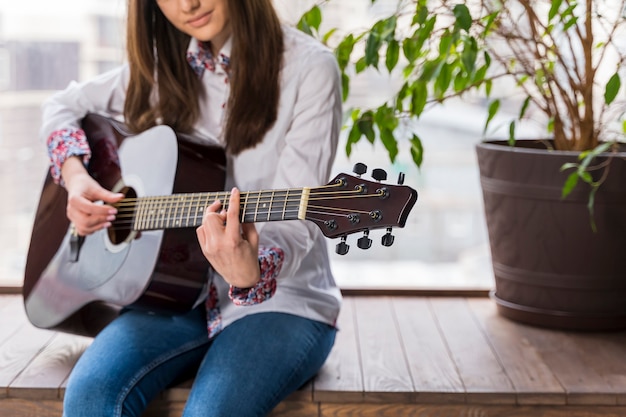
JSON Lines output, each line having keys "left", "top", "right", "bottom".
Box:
{"left": 0, "top": 0, "right": 497, "bottom": 291}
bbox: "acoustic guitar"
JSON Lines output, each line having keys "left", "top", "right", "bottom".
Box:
{"left": 23, "top": 113, "right": 418, "bottom": 336}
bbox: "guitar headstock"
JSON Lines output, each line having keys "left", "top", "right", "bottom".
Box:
{"left": 306, "top": 164, "right": 418, "bottom": 254}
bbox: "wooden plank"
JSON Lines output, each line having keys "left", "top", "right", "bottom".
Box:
{"left": 0, "top": 295, "right": 28, "bottom": 347}
{"left": 0, "top": 399, "right": 62, "bottom": 417}
{"left": 0, "top": 319, "right": 56, "bottom": 399}
{"left": 467, "top": 298, "right": 566, "bottom": 405}
{"left": 429, "top": 297, "right": 516, "bottom": 404}
{"left": 391, "top": 296, "right": 465, "bottom": 404}
{"left": 319, "top": 403, "right": 626, "bottom": 417}
{"left": 353, "top": 296, "right": 413, "bottom": 403}
{"left": 162, "top": 373, "right": 312, "bottom": 404}
{"left": 314, "top": 296, "right": 364, "bottom": 403}
{"left": 144, "top": 399, "right": 319, "bottom": 417}
{"left": 513, "top": 320, "right": 625, "bottom": 405}
{"left": 9, "top": 332, "right": 91, "bottom": 400}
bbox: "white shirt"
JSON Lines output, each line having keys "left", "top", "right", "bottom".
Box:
{"left": 40, "top": 26, "right": 343, "bottom": 330}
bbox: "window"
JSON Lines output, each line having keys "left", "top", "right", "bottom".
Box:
{"left": 0, "top": 0, "right": 494, "bottom": 291}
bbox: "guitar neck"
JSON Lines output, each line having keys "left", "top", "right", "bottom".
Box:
{"left": 117, "top": 188, "right": 309, "bottom": 231}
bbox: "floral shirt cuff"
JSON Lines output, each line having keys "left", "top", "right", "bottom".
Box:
{"left": 47, "top": 128, "right": 91, "bottom": 185}
{"left": 229, "top": 247, "right": 284, "bottom": 306}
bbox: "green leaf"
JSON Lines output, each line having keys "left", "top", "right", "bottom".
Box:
{"left": 434, "top": 62, "right": 452, "bottom": 98}
{"left": 562, "top": 16, "right": 578, "bottom": 30}
{"left": 453, "top": 4, "right": 472, "bottom": 32}
{"left": 297, "top": 5, "right": 322, "bottom": 35}
{"left": 454, "top": 72, "right": 469, "bottom": 92}
{"left": 379, "top": 128, "right": 399, "bottom": 162}
{"left": 346, "top": 123, "right": 362, "bottom": 157}
{"left": 341, "top": 72, "right": 350, "bottom": 102}
{"left": 588, "top": 187, "right": 598, "bottom": 232}
{"left": 413, "top": 3, "right": 429, "bottom": 25}
{"left": 580, "top": 171, "right": 593, "bottom": 184}
{"left": 473, "top": 64, "right": 488, "bottom": 85}
{"left": 561, "top": 172, "right": 579, "bottom": 198}
{"left": 604, "top": 73, "right": 621, "bottom": 105}
{"left": 365, "top": 32, "right": 382, "bottom": 68}
{"left": 560, "top": 162, "right": 579, "bottom": 171}
{"left": 411, "top": 81, "right": 428, "bottom": 116}
{"left": 386, "top": 39, "right": 400, "bottom": 73}
{"left": 461, "top": 37, "right": 478, "bottom": 73}
{"left": 322, "top": 28, "right": 338, "bottom": 45}
{"left": 519, "top": 96, "right": 531, "bottom": 119}
{"left": 380, "top": 16, "right": 397, "bottom": 41}
{"left": 396, "top": 82, "right": 410, "bottom": 112}
{"left": 439, "top": 32, "right": 452, "bottom": 55}
{"left": 355, "top": 57, "right": 367, "bottom": 74}
{"left": 335, "top": 34, "right": 355, "bottom": 71}
{"left": 548, "top": 0, "right": 562, "bottom": 21}
{"left": 410, "top": 134, "right": 424, "bottom": 168}
{"left": 297, "top": 20, "right": 312, "bottom": 37}
{"left": 402, "top": 37, "right": 419, "bottom": 64}
{"left": 374, "top": 104, "right": 399, "bottom": 131}
{"left": 484, "top": 99, "right": 500, "bottom": 134}
{"left": 508, "top": 121, "right": 516, "bottom": 146}
{"left": 358, "top": 112, "right": 376, "bottom": 144}
{"left": 305, "top": 6, "right": 322, "bottom": 31}
{"left": 484, "top": 79, "right": 492, "bottom": 96}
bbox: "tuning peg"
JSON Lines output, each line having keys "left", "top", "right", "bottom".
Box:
{"left": 372, "top": 168, "right": 387, "bottom": 182}
{"left": 382, "top": 227, "right": 395, "bottom": 247}
{"left": 357, "top": 230, "right": 372, "bottom": 249}
{"left": 397, "top": 172, "right": 405, "bottom": 185}
{"left": 353, "top": 162, "right": 367, "bottom": 177}
{"left": 336, "top": 236, "right": 350, "bottom": 255}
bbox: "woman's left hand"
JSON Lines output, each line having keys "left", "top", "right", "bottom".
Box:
{"left": 196, "top": 187, "right": 261, "bottom": 288}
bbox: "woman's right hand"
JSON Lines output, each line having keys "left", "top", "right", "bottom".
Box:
{"left": 61, "top": 156, "right": 125, "bottom": 236}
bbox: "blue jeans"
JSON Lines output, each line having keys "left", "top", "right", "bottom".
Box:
{"left": 62, "top": 306, "right": 336, "bottom": 417}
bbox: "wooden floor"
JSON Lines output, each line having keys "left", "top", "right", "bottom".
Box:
{"left": 2, "top": 293, "right": 626, "bottom": 417}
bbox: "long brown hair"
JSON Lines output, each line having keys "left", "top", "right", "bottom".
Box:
{"left": 124, "top": 0, "right": 284, "bottom": 154}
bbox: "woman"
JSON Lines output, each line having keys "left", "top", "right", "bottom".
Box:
{"left": 41, "top": 0, "right": 343, "bottom": 416}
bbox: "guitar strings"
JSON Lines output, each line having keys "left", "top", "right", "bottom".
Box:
{"left": 107, "top": 186, "right": 384, "bottom": 229}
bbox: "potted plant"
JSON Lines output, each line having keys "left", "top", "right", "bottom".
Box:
{"left": 298, "top": 0, "right": 626, "bottom": 330}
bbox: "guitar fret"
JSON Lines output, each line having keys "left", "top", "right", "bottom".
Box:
{"left": 134, "top": 199, "right": 142, "bottom": 230}
{"left": 153, "top": 198, "right": 160, "bottom": 229}
{"left": 267, "top": 191, "right": 275, "bottom": 221}
{"left": 253, "top": 191, "right": 261, "bottom": 222}
{"left": 184, "top": 195, "right": 192, "bottom": 227}
{"left": 176, "top": 196, "right": 184, "bottom": 227}
{"left": 165, "top": 197, "right": 173, "bottom": 228}
{"left": 145, "top": 198, "right": 154, "bottom": 230}
{"left": 160, "top": 198, "right": 167, "bottom": 229}
{"left": 282, "top": 189, "right": 289, "bottom": 220}
{"left": 167, "top": 197, "right": 174, "bottom": 228}
{"left": 241, "top": 191, "right": 250, "bottom": 223}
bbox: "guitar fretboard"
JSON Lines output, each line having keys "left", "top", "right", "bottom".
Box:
{"left": 116, "top": 188, "right": 309, "bottom": 231}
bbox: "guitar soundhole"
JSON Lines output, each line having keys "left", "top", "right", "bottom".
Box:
{"left": 108, "top": 186, "right": 137, "bottom": 245}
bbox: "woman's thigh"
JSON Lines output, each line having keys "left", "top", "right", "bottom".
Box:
{"left": 63, "top": 305, "right": 210, "bottom": 417}
{"left": 183, "top": 312, "right": 337, "bottom": 417}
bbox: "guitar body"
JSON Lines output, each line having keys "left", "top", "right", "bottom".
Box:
{"left": 23, "top": 114, "right": 419, "bottom": 337}
{"left": 23, "top": 114, "right": 226, "bottom": 336}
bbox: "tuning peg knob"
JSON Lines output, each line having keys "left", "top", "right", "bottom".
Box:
{"left": 357, "top": 230, "right": 372, "bottom": 249}
{"left": 382, "top": 228, "right": 395, "bottom": 247}
{"left": 336, "top": 236, "right": 350, "bottom": 255}
{"left": 353, "top": 162, "right": 367, "bottom": 177}
{"left": 397, "top": 172, "right": 405, "bottom": 185}
{"left": 372, "top": 168, "right": 387, "bottom": 182}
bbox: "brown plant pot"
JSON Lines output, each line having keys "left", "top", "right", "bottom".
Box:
{"left": 476, "top": 140, "right": 626, "bottom": 331}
